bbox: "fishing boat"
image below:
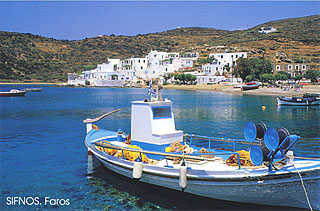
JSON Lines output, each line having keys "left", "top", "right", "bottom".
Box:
{"left": 23, "top": 87, "right": 42, "bottom": 92}
{"left": 277, "top": 94, "right": 320, "bottom": 106}
{"left": 241, "top": 81, "right": 260, "bottom": 91}
{"left": 0, "top": 89, "right": 26, "bottom": 97}
{"left": 83, "top": 85, "right": 320, "bottom": 210}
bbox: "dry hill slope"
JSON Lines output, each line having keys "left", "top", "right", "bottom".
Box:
{"left": 0, "top": 15, "right": 319, "bottom": 81}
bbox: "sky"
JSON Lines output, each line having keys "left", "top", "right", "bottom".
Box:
{"left": 0, "top": 1, "right": 319, "bottom": 40}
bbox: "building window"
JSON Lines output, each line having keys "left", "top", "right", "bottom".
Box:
{"left": 236, "top": 55, "right": 238, "bottom": 58}
{"left": 276, "top": 65, "right": 280, "bottom": 70}
{"left": 295, "top": 65, "right": 299, "bottom": 70}
{"left": 302, "top": 65, "right": 306, "bottom": 70}
{"left": 138, "top": 60, "right": 140, "bottom": 63}
{"left": 288, "top": 65, "right": 292, "bottom": 70}
{"left": 221, "top": 55, "right": 223, "bottom": 58}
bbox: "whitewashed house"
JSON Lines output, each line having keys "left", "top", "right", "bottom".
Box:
{"left": 209, "top": 52, "right": 247, "bottom": 70}
{"left": 68, "top": 59, "right": 124, "bottom": 86}
{"left": 198, "top": 52, "right": 246, "bottom": 85}
{"left": 259, "top": 26, "right": 277, "bottom": 34}
{"left": 68, "top": 50, "right": 199, "bottom": 86}
{"left": 67, "top": 73, "right": 85, "bottom": 86}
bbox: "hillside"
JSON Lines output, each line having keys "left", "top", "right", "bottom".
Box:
{"left": 0, "top": 15, "right": 319, "bottom": 82}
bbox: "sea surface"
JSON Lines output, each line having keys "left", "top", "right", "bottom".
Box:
{"left": 0, "top": 86, "right": 319, "bottom": 211}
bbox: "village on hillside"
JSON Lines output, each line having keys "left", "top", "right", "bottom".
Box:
{"left": 67, "top": 32, "right": 320, "bottom": 88}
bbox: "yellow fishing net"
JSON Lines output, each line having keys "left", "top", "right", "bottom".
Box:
{"left": 226, "top": 150, "right": 254, "bottom": 166}
{"left": 95, "top": 142, "right": 148, "bottom": 163}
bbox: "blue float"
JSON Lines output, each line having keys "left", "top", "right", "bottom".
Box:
{"left": 264, "top": 128, "right": 279, "bottom": 151}
{"left": 244, "top": 122, "right": 256, "bottom": 142}
{"left": 250, "top": 145, "right": 263, "bottom": 166}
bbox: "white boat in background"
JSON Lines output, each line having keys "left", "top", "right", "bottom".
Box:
{"left": 0, "top": 89, "right": 26, "bottom": 97}
{"left": 277, "top": 94, "right": 320, "bottom": 106}
{"left": 83, "top": 84, "right": 320, "bottom": 210}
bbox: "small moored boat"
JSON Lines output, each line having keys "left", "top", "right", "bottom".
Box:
{"left": 241, "top": 81, "right": 260, "bottom": 91}
{"left": 277, "top": 94, "right": 320, "bottom": 106}
{"left": 0, "top": 89, "right": 26, "bottom": 97}
{"left": 83, "top": 85, "right": 320, "bottom": 209}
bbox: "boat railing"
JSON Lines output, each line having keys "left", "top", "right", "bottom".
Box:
{"left": 184, "top": 134, "right": 261, "bottom": 151}
{"left": 94, "top": 142, "right": 242, "bottom": 169}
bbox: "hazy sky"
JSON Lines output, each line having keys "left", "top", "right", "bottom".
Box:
{"left": 0, "top": 1, "right": 319, "bottom": 40}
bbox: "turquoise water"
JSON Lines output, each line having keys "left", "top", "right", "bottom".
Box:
{"left": 0, "top": 86, "right": 319, "bottom": 210}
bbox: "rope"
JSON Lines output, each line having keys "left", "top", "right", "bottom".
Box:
{"left": 293, "top": 163, "right": 313, "bottom": 211}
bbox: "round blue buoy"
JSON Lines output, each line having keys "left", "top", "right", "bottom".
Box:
{"left": 264, "top": 128, "right": 279, "bottom": 151}
{"left": 250, "top": 145, "right": 263, "bottom": 166}
{"left": 244, "top": 122, "right": 256, "bottom": 142}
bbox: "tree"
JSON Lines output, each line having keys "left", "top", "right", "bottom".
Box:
{"left": 185, "top": 74, "right": 197, "bottom": 84}
{"left": 260, "top": 73, "right": 275, "bottom": 83}
{"left": 245, "top": 74, "right": 254, "bottom": 82}
{"left": 223, "top": 64, "right": 230, "bottom": 74}
{"left": 233, "top": 57, "right": 251, "bottom": 81}
{"left": 304, "top": 70, "right": 320, "bottom": 83}
{"left": 234, "top": 57, "right": 273, "bottom": 82}
{"left": 293, "top": 74, "right": 303, "bottom": 82}
{"left": 173, "top": 73, "right": 196, "bottom": 84}
{"left": 275, "top": 73, "right": 288, "bottom": 81}
{"left": 198, "top": 56, "right": 216, "bottom": 65}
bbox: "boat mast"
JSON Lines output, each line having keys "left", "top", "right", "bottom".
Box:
{"left": 148, "top": 78, "right": 163, "bottom": 101}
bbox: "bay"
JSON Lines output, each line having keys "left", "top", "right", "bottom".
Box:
{"left": 0, "top": 86, "right": 319, "bottom": 210}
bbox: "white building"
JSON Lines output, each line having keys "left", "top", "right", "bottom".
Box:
{"left": 68, "top": 59, "right": 124, "bottom": 86}
{"left": 202, "top": 52, "right": 247, "bottom": 76}
{"left": 198, "top": 52, "right": 246, "bottom": 85}
{"left": 196, "top": 75, "right": 227, "bottom": 85}
{"left": 67, "top": 73, "right": 85, "bottom": 86}
{"left": 181, "top": 52, "right": 199, "bottom": 60}
{"left": 68, "top": 50, "right": 199, "bottom": 86}
{"left": 258, "top": 26, "right": 277, "bottom": 34}
{"left": 209, "top": 52, "right": 247, "bottom": 68}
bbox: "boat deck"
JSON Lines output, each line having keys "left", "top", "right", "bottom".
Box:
{"left": 89, "top": 137, "right": 320, "bottom": 173}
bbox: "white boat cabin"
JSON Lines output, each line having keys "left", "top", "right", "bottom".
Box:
{"left": 130, "top": 99, "right": 183, "bottom": 150}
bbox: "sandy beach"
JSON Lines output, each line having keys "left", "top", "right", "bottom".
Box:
{"left": 163, "top": 84, "right": 320, "bottom": 96}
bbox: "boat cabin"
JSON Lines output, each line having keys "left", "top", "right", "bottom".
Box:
{"left": 130, "top": 99, "right": 183, "bottom": 151}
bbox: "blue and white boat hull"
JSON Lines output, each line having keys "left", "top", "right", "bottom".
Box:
{"left": 277, "top": 97, "right": 320, "bottom": 106}
{"left": 87, "top": 143, "right": 320, "bottom": 210}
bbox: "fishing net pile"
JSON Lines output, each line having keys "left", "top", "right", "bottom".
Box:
{"left": 95, "top": 142, "right": 149, "bottom": 163}
{"left": 165, "top": 141, "right": 193, "bottom": 154}
{"left": 226, "top": 150, "right": 254, "bottom": 166}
